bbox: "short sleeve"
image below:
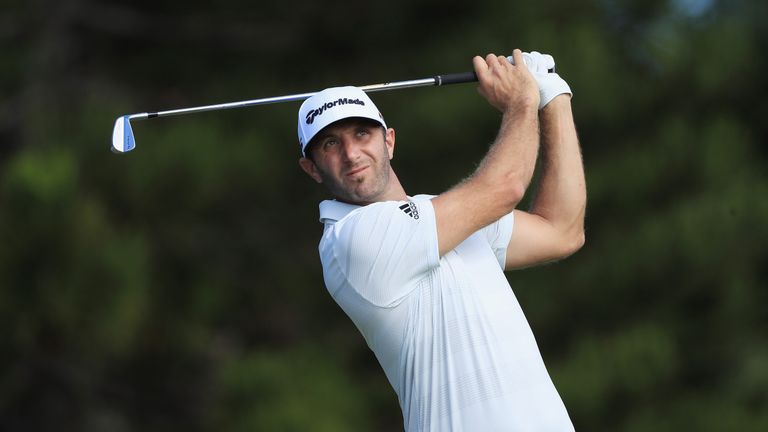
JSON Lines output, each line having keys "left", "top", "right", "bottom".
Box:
{"left": 479, "top": 211, "right": 515, "bottom": 269}
{"left": 328, "top": 199, "right": 440, "bottom": 307}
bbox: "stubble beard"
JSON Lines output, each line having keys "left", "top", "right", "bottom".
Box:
{"left": 319, "top": 156, "right": 391, "bottom": 205}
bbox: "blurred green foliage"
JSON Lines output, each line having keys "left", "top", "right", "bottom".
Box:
{"left": 1, "top": 0, "right": 766, "bottom": 430}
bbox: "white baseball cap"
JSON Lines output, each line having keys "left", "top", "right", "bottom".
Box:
{"left": 297, "top": 86, "right": 386, "bottom": 157}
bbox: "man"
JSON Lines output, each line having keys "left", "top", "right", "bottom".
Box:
{"left": 297, "top": 49, "right": 586, "bottom": 431}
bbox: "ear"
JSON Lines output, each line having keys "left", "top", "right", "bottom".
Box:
{"left": 385, "top": 127, "right": 396, "bottom": 160}
{"left": 298, "top": 157, "right": 323, "bottom": 183}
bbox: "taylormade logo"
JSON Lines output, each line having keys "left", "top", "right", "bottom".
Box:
{"left": 305, "top": 98, "right": 365, "bottom": 124}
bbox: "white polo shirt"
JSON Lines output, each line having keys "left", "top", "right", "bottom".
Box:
{"left": 318, "top": 195, "right": 574, "bottom": 432}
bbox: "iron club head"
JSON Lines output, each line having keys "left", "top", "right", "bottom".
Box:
{"left": 111, "top": 115, "right": 136, "bottom": 153}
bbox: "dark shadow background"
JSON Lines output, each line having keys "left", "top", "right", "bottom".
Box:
{"left": 1, "top": 0, "right": 767, "bottom": 430}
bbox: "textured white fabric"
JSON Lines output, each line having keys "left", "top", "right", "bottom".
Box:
{"left": 318, "top": 195, "right": 574, "bottom": 432}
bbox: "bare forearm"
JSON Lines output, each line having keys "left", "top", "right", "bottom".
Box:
{"left": 475, "top": 104, "right": 539, "bottom": 195}
{"left": 530, "top": 96, "right": 586, "bottom": 236}
{"left": 434, "top": 105, "right": 539, "bottom": 256}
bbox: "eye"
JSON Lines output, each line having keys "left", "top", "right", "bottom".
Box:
{"left": 356, "top": 128, "right": 370, "bottom": 137}
{"left": 321, "top": 138, "right": 338, "bottom": 149}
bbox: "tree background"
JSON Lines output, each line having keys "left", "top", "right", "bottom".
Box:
{"left": 1, "top": 0, "right": 766, "bottom": 430}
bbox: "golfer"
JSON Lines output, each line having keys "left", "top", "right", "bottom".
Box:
{"left": 298, "top": 49, "right": 585, "bottom": 431}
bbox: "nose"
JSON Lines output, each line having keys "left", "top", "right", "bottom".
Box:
{"left": 340, "top": 136, "right": 361, "bottom": 162}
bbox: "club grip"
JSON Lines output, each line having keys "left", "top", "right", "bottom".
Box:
{"left": 436, "top": 58, "right": 557, "bottom": 87}
{"left": 436, "top": 71, "right": 478, "bottom": 86}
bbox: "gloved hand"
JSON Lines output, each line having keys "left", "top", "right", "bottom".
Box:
{"left": 519, "top": 51, "right": 572, "bottom": 109}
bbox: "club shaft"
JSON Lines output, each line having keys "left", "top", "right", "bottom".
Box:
{"left": 122, "top": 55, "right": 555, "bottom": 123}
{"left": 126, "top": 75, "right": 474, "bottom": 122}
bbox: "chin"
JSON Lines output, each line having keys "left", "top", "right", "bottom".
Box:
{"left": 345, "top": 188, "right": 382, "bottom": 205}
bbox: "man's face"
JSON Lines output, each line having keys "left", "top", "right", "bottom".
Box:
{"left": 299, "top": 118, "right": 395, "bottom": 205}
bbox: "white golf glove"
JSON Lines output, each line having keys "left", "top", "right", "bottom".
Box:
{"left": 520, "top": 51, "right": 572, "bottom": 109}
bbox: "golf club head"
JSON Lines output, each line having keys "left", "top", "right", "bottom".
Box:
{"left": 111, "top": 115, "right": 135, "bottom": 153}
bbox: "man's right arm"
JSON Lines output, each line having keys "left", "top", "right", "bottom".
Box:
{"left": 431, "top": 50, "right": 541, "bottom": 256}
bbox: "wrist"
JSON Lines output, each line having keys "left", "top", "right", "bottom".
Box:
{"left": 502, "top": 103, "right": 538, "bottom": 127}
{"left": 541, "top": 94, "right": 572, "bottom": 113}
{"left": 536, "top": 72, "right": 572, "bottom": 110}
{"left": 504, "top": 95, "right": 540, "bottom": 115}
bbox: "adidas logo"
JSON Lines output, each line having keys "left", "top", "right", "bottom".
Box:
{"left": 398, "top": 201, "right": 420, "bottom": 220}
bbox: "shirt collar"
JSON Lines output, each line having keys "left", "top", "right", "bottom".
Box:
{"left": 317, "top": 195, "right": 433, "bottom": 224}
{"left": 318, "top": 200, "right": 361, "bottom": 224}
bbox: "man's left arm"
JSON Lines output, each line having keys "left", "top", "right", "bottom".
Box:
{"left": 504, "top": 94, "right": 587, "bottom": 270}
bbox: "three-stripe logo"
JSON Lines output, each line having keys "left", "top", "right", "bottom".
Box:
{"left": 398, "top": 201, "right": 420, "bottom": 220}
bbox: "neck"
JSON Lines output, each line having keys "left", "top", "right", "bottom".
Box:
{"left": 380, "top": 169, "right": 408, "bottom": 202}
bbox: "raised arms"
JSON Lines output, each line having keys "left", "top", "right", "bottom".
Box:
{"left": 432, "top": 50, "right": 585, "bottom": 266}
{"left": 431, "top": 50, "right": 541, "bottom": 257}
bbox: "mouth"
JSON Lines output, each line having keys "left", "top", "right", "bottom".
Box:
{"left": 345, "top": 165, "right": 369, "bottom": 177}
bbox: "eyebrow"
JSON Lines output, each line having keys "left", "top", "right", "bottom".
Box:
{"left": 311, "top": 120, "right": 378, "bottom": 149}
{"left": 315, "top": 124, "right": 360, "bottom": 143}
{"left": 313, "top": 132, "right": 337, "bottom": 145}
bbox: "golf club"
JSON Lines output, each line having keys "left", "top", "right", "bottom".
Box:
{"left": 111, "top": 55, "right": 554, "bottom": 153}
